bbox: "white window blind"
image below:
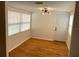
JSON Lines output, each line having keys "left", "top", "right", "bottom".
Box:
{"left": 8, "top": 11, "right": 20, "bottom": 24}
{"left": 21, "top": 13, "right": 30, "bottom": 32}
{"left": 8, "top": 25, "right": 20, "bottom": 36}
{"left": 8, "top": 10, "right": 31, "bottom": 36}
{"left": 21, "top": 14, "right": 30, "bottom": 23}
{"left": 21, "top": 23, "right": 30, "bottom": 32}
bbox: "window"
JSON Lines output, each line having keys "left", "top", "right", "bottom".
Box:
{"left": 21, "top": 14, "right": 30, "bottom": 32}
{"left": 8, "top": 11, "right": 31, "bottom": 36}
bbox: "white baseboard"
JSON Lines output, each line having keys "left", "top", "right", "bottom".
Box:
{"left": 32, "top": 36, "right": 54, "bottom": 41}
{"left": 32, "top": 36, "right": 67, "bottom": 42}
{"left": 65, "top": 39, "right": 70, "bottom": 50}
{"left": 8, "top": 37, "right": 31, "bottom": 53}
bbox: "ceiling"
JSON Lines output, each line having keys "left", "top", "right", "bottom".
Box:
{"left": 7, "top": 1, "right": 75, "bottom": 13}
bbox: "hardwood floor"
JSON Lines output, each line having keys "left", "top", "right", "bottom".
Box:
{"left": 9, "top": 38, "right": 68, "bottom": 57}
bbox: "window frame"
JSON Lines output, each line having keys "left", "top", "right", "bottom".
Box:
{"left": 8, "top": 8, "right": 31, "bottom": 36}
{"left": 20, "top": 13, "right": 31, "bottom": 32}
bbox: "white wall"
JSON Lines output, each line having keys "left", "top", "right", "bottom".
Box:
{"left": 55, "top": 12, "right": 70, "bottom": 41}
{"left": 66, "top": 3, "right": 75, "bottom": 55}
{"left": 66, "top": 12, "right": 74, "bottom": 51}
{"left": 6, "top": 2, "right": 32, "bottom": 55}
{"left": 32, "top": 12, "right": 56, "bottom": 41}
{"left": 7, "top": 30, "right": 31, "bottom": 52}
{"left": 32, "top": 11, "right": 70, "bottom": 41}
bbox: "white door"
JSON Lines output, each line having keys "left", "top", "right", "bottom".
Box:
{"left": 55, "top": 13, "right": 69, "bottom": 41}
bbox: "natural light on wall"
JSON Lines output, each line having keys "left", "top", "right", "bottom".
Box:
{"left": 8, "top": 11, "right": 31, "bottom": 36}
{"left": 68, "top": 14, "right": 74, "bottom": 36}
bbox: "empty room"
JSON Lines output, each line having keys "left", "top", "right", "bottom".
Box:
{"left": 1, "top": 1, "right": 79, "bottom": 57}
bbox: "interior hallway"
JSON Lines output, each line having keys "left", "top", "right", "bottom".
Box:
{"left": 9, "top": 38, "right": 68, "bottom": 57}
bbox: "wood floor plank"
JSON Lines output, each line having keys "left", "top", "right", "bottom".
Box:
{"left": 9, "top": 38, "right": 68, "bottom": 57}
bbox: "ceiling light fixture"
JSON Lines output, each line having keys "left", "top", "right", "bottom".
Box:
{"left": 38, "top": 7, "right": 53, "bottom": 15}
